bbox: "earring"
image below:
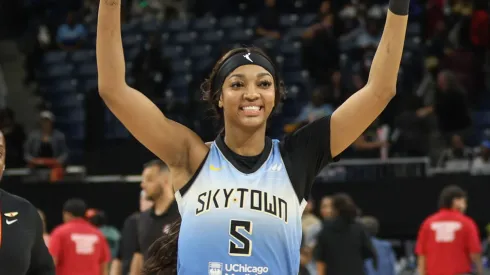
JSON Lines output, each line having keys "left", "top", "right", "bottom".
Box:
{"left": 218, "top": 101, "right": 223, "bottom": 108}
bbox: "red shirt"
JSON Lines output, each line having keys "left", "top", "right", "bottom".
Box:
{"left": 415, "top": 209, "right": 481, "bottom": 275}
{"left": 49, "top": 219, "right": 111, "bottom": 275}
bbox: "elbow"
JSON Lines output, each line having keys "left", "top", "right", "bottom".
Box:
{"left": 365, "top": 82, "right": 397, "bottom": 100}
{"left": 98, "top": 82, "right": 127, "bottom": 99}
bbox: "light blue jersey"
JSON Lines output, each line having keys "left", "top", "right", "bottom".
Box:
{"left": 176, "top": 138, "right": 307, "bottom": 275}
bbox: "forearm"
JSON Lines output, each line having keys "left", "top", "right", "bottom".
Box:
{"left": 417, "top": 255, "right": 425, "bottom": 275}
{"left": 366, "top": 11, "right": 408, "bottom": 92}
{"left": 97, "top": 0, "right": 127, "bottom": 92}
{"left": 471, "top": 253, "right": 483, "bottom": 275}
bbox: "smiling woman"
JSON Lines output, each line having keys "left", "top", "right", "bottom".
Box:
{"left": 96, "top": 0, "right": 408, "bottom": 271}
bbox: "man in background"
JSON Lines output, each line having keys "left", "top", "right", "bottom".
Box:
{"left": 415, "top": 185, "right": 482, "bottom": 275}
{"left": 319, "top": 196, "right": 334, "bottom": 220}
{"left": 359, "top": 216, "right": 396, "bottom": 275}
{"left": 110, "top": 191, "right": 153, "bottom": 275}
{"left": 129, "top": 160, "right": 180, "bottom": 275}
{"left": 49, "top": 198, "right": 111, "bottom": 275}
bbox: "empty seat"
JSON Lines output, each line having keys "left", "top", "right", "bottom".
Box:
{"left": 282, "top": 55, "right": 302, "bottom": 72}
{"left": 228, "top": 29, "right": 253, "bottom": 43}
{"left": 286, "top": 27, "right": 305, "bottom": 40}
{"left": 121, "top": 20, "right": 141, "bottom": 34}
{"left": 220, "top": 16, "right": 244, "bottom": 29}
{"left": 200, "top": 30, "right": 224, "bottom": 44}
{"left": 165, "top": 19, "right": 188, "bottom": 32}
{"left": 44, "top": 51, "right": 68, "bottom": 64}
{"left": 407, "top": 23, "right": 421, "bottom": 37}
{"left": 188, "top": 45, "right": 212, "bottom": 58}
{"left": 77, "top": 63, "right": 98, "bottom": 78}
{"left": 171, "top": 59, "right": 191, "bottom": 73}
{"left": 279, "top": 14, "right": 299, "bottom": 28}
{"left": 174, "top": 32, "right": 197, "bottom": 44}
{"left": 43, "top": 64, "right": 74, "bottom": 79}
{"left": 162, "top": 45, "right": 184, "bottom": 59}
{"left": 169, "top": 75, "right": 192, "bottom": 90}
{"left": 83, "top": 78, "right": 98, "bottom": 92}
{"left": 141, "top": 19, "right": 160, "bottom": 33}
{"left": 278, "top": 41, "right": 301, "bottom": 56}
{"left": 194, "top": 58, "right": 214, "bottom": 73}
{"left": 122, "top": 34, "right": 143, "bottom": 48}
{"left": 125, "top": 47, "right": 140, "bottom": 61}
{"left": 246, "top": 17, "right": 258, "bottom": 28}
{"left": 71, "top": 50, "right": 96, "bottom": 63}
{"left": 53, "top": 79, "right": 78, "bottom": 91}
{"left": 191, "top": 17, "right": 217, "bottom": 31}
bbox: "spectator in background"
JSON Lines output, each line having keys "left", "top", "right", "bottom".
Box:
{"left": 415, "top": 185, "right": 482, "bottom": 275}
{"left": 350, "top": 122, "right": 387, "bottom": 158}
{"left": 111, "top": 190, "right": 153, "bottom": 275}
{"left": 131, "top": 34, "right": 172, "bottom": 98}
{"left": 38, "top": 209, "right": 50, "bottom": 249}
{"left": 295, "top": 89, "right": 334, "bottom": 125}
{"left": 470, "top": 140, "right": 490, "bottom": 175}
{"left": 56, "top": 12, "right": 87, "bottom": 51}
{"left": 360, "top": 216, "right": 396, "bottom": 275}
{"left": 315, "top": 193, "right": 377, "bottom": 275}
{"left": 49, "top": 198, "right": 111, "bottom": 275}
{"left": 255, "top": 0, "right": 281, "bottom": 46}
{"left": 302, "top": 200, "right": 322, "bottom": 275}
{"left": 417, "top": 70, "right": 472, "bottom": 139}
{"left": 86, "top": 209, "right": 121, "bottom": 264}
{"left": 319, "top": 196, "right": 333, "bottom": 220}
{"left": 24, "top": 111, "right": 69, "bottom": 181}
{"left": 437, "top": 134, "right": 473, "bottom": 171}
{"left": 0, "top": 108, "right": 26, "bottom": 167}
{"left": 302, "top": 2, "right": 339, "bottom": 84}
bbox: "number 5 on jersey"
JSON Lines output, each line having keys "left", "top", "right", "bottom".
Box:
{"left": 229, "top": 220, "right": 253, "bottom": 256}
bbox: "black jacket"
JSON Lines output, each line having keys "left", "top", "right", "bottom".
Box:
{"left": 0, "top": 188, "right": 55, "bottom": 275}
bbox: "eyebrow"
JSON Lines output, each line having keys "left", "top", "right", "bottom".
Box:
{"left": 228, "top": 72, "right": 273, "bottom": 79}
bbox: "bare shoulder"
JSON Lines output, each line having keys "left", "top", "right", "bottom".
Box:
{"left": 170, "top": 136, "right": 210, "bottom": 191}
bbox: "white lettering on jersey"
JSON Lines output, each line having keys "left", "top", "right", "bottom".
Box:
{"left": 430, "top": 221, "right": 462, "bottom": 243}
{"left": 70, "top": 233, "right": 99, "bottom": 255}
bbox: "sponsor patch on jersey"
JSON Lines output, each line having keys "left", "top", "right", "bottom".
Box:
{"left": 208, "top": 262, "right": 269, "bottom": 275}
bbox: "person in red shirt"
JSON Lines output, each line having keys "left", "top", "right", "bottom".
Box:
{"left": 416, "top": 185, "right": 482, "bottom": 275}
{"left": 49, "top": 199, "right": 111, "bottom": 275}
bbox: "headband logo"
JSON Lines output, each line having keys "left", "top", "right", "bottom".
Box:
{"left": 243, "top": 53, "right": 253, "bottom": 63}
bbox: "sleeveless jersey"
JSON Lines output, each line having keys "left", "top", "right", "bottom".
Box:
{"left": 176, "top": 139, "right": 307, "bottom": 275}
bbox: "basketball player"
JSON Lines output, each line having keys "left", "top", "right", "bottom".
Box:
{"left": 96, "top": 0, "right": 410, "bottom": 272}
{"left": 0, "top": 131, "right": 55, "bottom": 275}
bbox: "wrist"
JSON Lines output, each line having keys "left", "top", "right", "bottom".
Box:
{"left": 388, "top": 0, "right": 410, "bottom": 15}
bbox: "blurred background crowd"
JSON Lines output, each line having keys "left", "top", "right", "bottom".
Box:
{"left": 0, "top": 0, "right": 489, "bottom": 274}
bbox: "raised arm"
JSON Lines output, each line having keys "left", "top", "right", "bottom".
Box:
{"left": 96, "top": 0, "right": 206, "bottom": 169}
{"left": 330, "top": 2, "right": 409, "bottom": 157}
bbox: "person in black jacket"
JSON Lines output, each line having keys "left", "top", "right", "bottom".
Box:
{"left": 0, "top": 130, "right": 55, "bottom": 275}
{"left": 314, "top": 193, "right": 377, "bottom": 275}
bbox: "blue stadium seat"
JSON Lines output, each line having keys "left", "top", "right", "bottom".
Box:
{"left": 83, "top": 78, "right": 98, "bottom": 92}
{"left": 174, "top": 32, "right": 197, "bottom": 44}
{"left": 70, "top": 50, "right": 96, "bottom": 63}
{"left": 171, "top": 59, "right": 191, "bottom": 73}
{"left": 283, "top": 71, "right": 308, "bottom": 86}
{"left": 220, "top": 16, "right": 244, "bottom": 29}
{"left": 165, "top": 19, "right": 189, "bottom": 32}
{"left": 407, "top": 23, "right": 421, "bottom": 37}
{"left": 278, "top": 41, "right": 301, "bottom": 56}
{"left": 246, "top": 17, "right": 258, "bottom": 28}
{"left": 162, "top": 45, "right": 184, "bottom": 59}
{"left": 43, "top": 64, "right": 74, "bottom": 79}
{"left": 228, "top": 29, "right": 253, "bottom": 43}
{"left": 282, "top": 55, "right": 302, "bottom": 72}
{"left": 188, "top": 45, "right": 212, "bottom": 59}
{"left": 169, "top": 75, "right": 192, "bottom": 90}
{"left": 300, "top": 14, "right": 317, "bottom": 26}
{"left": 121, "top": 19, "right": 141, "bottom": 34}
{"left": 141, "top": 19, "right": 160, "bottom": 33}
{"left": 44, "top": 87, "right": 78, "bottom": 103}
{"left": 77, "top": 63, "right": 98, "bottom": 78}
{"left": 125, "top": 47, "right": 140, "bottom": 61}
{"left": 200, "top": 30, "right": 225, "bottom": 44}
{"left": 53, "top": 79, "right": 78, "bottom": 91}
{"left": 122, "top": 34, "right": 143, "bottom": 48}
{"left": 194, "top": 58, "right": 214, "bottom": 73}
{"left": 191, "top": 17, "right": 217, "bottom": 31}
{"left": 279, "top": 14, "right": 299, "bottom": 28}
{"left": 44, "top": 51, "right": 68, "bottom": 65}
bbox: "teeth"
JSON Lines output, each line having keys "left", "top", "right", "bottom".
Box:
{"left": 242, "top": 106, "right": 260, "bottom": 111}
